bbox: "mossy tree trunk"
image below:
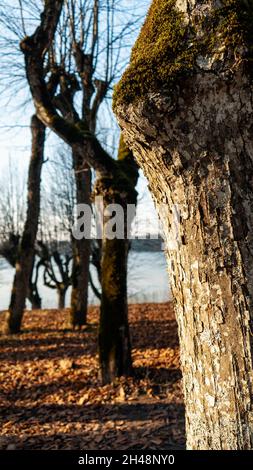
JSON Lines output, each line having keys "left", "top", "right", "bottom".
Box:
{"left": 6, "top": 115, "right": 45, "bottom": 334}
{"left": 69, "top": 150, "right": 91, "bottom": 328}
{"left": 115, "top": 0, "right": 253, "bottom": 450}
{"left": 97, "top": 136, "right": 139, "bottom": 384}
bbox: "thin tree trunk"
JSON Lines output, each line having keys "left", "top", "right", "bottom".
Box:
{"left": 89, "top": 269, "right": 101, "bottom": 301}
{"left": 69, "top": 152, "right": 91, "bottom": 328}
{"left": 28, "top": 258, "right": 42, "bottom": 309}
{"left": 115, "top": 0, "right": 253, "bottom": 448}
{"left": 57, "top": 287, "right": 67, "bottom": 310}
{"left": 97, "top": 136, "right": 139, "bottom": 384}
{"left": 6, "top": 115, "right": 45, "bottom": 334}
{"left": 28, "top": 287, "right": 42, "bottom": 310}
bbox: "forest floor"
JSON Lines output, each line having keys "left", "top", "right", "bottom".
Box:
{"left": 0, "top": 303, "right": 185, "bottom": 450}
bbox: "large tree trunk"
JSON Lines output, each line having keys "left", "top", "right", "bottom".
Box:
{"left": 114, "top": 0, "right": 253, "bottom": 449}
{"left": 6, "top": 115, "right": 45, "bottom": 333}
{"left": 69, "top": 152, "right": 91, "bottom": 328}
{"left": 97, "top": 136, "right": 139, "bottom": 384}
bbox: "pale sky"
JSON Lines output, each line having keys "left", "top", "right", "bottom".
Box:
{"left": 0, "top": 1, "right": 159, "bottom": 236}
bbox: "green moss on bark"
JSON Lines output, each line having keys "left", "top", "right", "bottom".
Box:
{"left": 93, "top": 136, "right": 138, "bottom": 206}
{"left": 113, "top": 0, "right": 253, "bottom": 107}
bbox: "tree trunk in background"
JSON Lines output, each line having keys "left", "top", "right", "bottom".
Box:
{"left": 69, "top": 151, "right": 91, "bottom": 328}
{"left": 0, "top": 236, "right": 41, "bottom": 309}
{"left": 97, "top": 136, "right": 139, "bottom": 384}
{"left": 99, "top": 238, "right": 132, "bottom": 384}
{"left": 6, "top": 115, "right": 45, "bottom": 334}
{"left": 115, "top": 0, "right": 253, "bottom": 449}
{"left": 57, "top": 286, "right": 67, "bottom": 310}
{"left": 28, "top": 258, "right": 42, "bottom": 309}
{"left": 28, "top": 287, "right": 42, "bottom": 310}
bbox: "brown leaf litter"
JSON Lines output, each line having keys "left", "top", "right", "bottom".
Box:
{"left": 0, "top": 303, "right": 185, "bottom": 450}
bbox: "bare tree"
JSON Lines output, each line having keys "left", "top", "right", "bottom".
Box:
{"left": 38, "top": 151, "right": 74, "bottom": 310}
{"left": 37, "top": 241, "right": 72, "bottom": 310}
{"left": 50, "top": 0, "right": 144, "bottom": 328}
{"left": 0, "top": 0, "right": 143, "bottom": 330}
{"left": 5, "top": 115, "right": 46, "bottom": 332}
{"left": 19, "top": 0, "right": 142, "bottom": 382}
{"left": 0, "top": 0, "right": 65, "bottom": 332}
{"left": 42, "top": 149, "right": 102, "bottom": 311}
{"left": 0, "top": 157, "right": 42, "bottom": 311}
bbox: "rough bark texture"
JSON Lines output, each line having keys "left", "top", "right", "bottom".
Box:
{"left": 69, "top": 151, "right": 91, "bottom": 328}
{"left": 6, "top": 115, "right": 45, "bottom": 334}
{"left": 114, "top": 0, "right": 253, "bottom": 450}
{"left": 96, "top": 137, "right": 139, "bottom": 384}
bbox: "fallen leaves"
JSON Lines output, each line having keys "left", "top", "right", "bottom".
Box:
{"left": 59, "top": 359, "right": 75, "bottom": 371}
{"left": 0, "top": 303, "right": 185, "bottom": 450}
